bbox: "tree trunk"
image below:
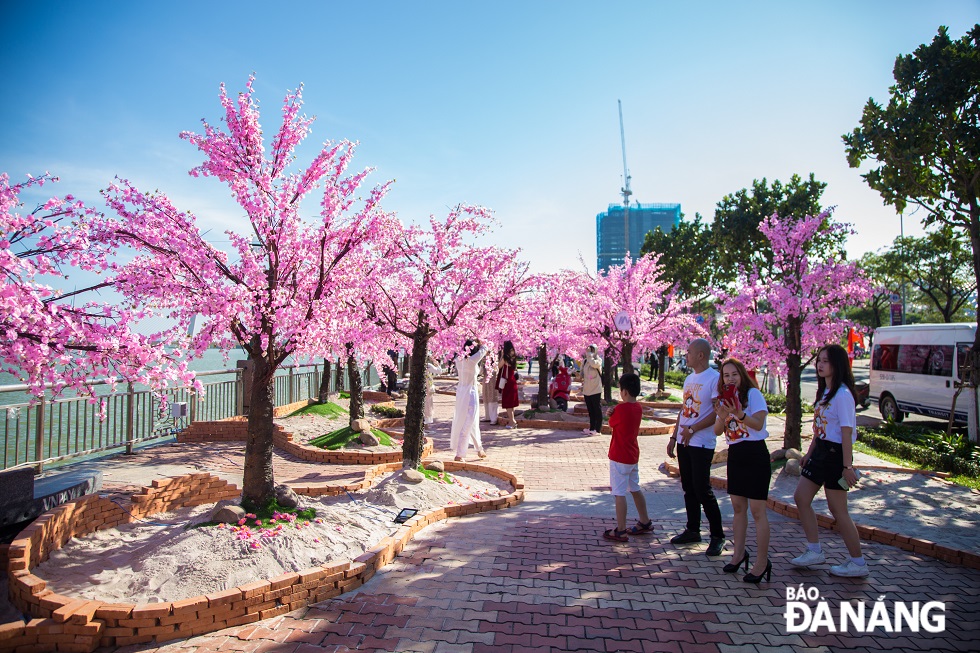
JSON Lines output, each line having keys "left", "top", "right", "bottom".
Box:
{"left": 658, "top": 344, "right": 667, "bottom": 393}
{"left": 334, "top": 357, "right": 344, "bottom": 393}
{"left": 243, "top": 353, "right": 276, "bottom": 508}
{"left": 537, "top": 344, "right": 548, "bottom": 410}
{"left": 621, "top": 341, "right": 635, "bottom": 375}
{"left": 318, "top": 358, "right": 331, "bottom": 403}
{"left": 603, "top": 350, "right": 614, "bottom": 402}
{"left": 347, "top": 346, "right": 364, "bottom": 426}
{"left": 783, "top": 315, "right": 803, "bottom": 450}
{"left": 967, "top": 202, "right": 980, "bottom": 441}
{"left": 403, "top": 326, "right": 430, "bottom": 469}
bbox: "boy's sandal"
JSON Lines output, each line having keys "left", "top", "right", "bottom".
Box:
{"left": 629, "top": 521, "right": 654, "bottom": 535}
{"left": 602, "top": 528, "right": 629, "bottom": 542}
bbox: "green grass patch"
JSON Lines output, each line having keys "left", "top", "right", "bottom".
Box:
{"left": 309, "top": 426, "right": 394, "bottom": 450}
{"left": 287, "top": 401, "right": 349, "bottom": 419}
{"left": 854, "top": 427, "right": 980, "bottom": 491}
{"left": 642, "top": 393, "right": 680, "bottom": 402}
{"left": 338, "top": 391, "right": 350, "bottom": 399}
{"left": 370, "top": 404, "right": 405, "bottom": 418}
{"left": 188, "top": 498, "right": 317, "bottom": 530}
{"left": 418, "top": 466, "right": 455, "bottom": 483}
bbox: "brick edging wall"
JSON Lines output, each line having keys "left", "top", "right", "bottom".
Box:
{"left": 516, "top": 419, "right": 673, "bottom": 436}
{"left": 661, "top": 460, "right": 980, "bottom": 570}
{"left": 178, "top": 421, "right": 433, "bottom": 465}
{"left": 3, "top": 465, "right": 525, "bottom": 651}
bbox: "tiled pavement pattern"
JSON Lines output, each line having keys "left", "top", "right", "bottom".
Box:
{"left": 40, "top": 391, "right": 980, "bottom": 651}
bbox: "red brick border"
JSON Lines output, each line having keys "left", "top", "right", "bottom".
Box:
{"left": 662, "top": 460, "right": 980, "bottom": 570}
{"left": 177, "top": 421, "right": 433, "bottom": 465}
{"left": 4, "top": 466, "right": 524, "bottom": 651}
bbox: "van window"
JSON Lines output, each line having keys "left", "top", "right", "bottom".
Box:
{"left": 957, "top": 342, "right": 973, "bottom": 381}
{"left": 872, "top": 343, "right": 953, "bottom": 376}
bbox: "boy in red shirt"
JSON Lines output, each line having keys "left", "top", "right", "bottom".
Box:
{"left": 603, "top": 373, "right": 653, "bottom": 542}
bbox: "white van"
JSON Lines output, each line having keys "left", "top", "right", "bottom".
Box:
{"left": 870, "top": 323, "right": 976, "bottom": 424}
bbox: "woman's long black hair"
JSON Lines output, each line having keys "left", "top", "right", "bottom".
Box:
{"left": 816, "top": 344, "right": 857, "bottom": 406}
{"left": 502, "top": 340, "right": 517, "bottom": 366}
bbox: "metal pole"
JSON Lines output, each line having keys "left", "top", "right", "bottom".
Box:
{"left": 125, "top": 382, "right": 135, "bottom": 454}
{"left": 900, "top": 211, "right": 907, "bottom": 322}
{"left": 288, "top": 366, "right": 295, "bottom": 405}
{"left": 34, "top": 396, "right": 45, "bottom": 472}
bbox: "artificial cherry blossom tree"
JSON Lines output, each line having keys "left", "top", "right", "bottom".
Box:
{"left": 576, "top": 253, "right": 704, "bottom": 400}
{"left": 1, "top": 173, "right": 193, "bottom": 403}
{"left": 715, "top": 212, "right": 874, "bottom": 450}
{"left": 93, "top": 79, "right": 392, "bottom": 506}
{"left": 363, "top": 206, "right": 529, "bottom": 469}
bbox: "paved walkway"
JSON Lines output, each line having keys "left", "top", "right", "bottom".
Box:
{"left": 9, "top": 386, "right": 980, "bottom": 652}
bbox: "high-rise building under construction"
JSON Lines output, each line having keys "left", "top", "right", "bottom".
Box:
{"left": 596, "top": 202, "right": 681, "bottom": 271}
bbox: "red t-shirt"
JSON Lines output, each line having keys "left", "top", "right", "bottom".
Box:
{"left": 608, "top": 402, "right": 643, "bottom": 464}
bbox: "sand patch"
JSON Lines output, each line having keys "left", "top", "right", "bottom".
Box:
{"left": 33, "top": 470, "right": 509, "bottom": 604}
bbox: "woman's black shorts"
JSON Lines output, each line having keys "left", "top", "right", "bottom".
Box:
{"left": 800, "top": 438, "right": 848, "bottom": 491}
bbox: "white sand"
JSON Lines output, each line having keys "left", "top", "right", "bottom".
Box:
{"left": 33, "top": 470, "right": 509, "bottom": 604}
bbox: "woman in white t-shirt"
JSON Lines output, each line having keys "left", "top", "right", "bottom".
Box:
{"left": 791, "top": 344, "right": 868, "bottom": 578}
{"left": 713, "top": 358, "right": 772, "bottom": 583}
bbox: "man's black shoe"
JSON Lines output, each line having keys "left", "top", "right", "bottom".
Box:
{"left": 670, "top": 530, "right": 702, "bottom": 545}
{"left": 706, "top": 536, "right": 726, "bottom": 557}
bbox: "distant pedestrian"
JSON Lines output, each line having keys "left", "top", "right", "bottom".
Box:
{"left": 423, "top": 356, "right": 442, "bottom": 426}
{"left": 646, "top": 351, "right": 658, "bottom": 381}
{"left": 602, "top": 373, "right": 652, "bottom": 542}
{"left": 581, "top": 344, "right": 604, "bottom": 435}
{"left": 791, "top": 344, "right": 868, "bottom": 577}
{"left": 481, "top": 356, "right": 499, "bottom": 425}
{"left": 667, "top": 338, "right": 725, "bottom": 557}
{"left": 449, "top": 339, "right": 488, "bottom": 461}
{"left": 713, "top": 357, "right": 772, "bottom": 583}
{"left": 499, "top": 340, "right": 520, "bottom": 429}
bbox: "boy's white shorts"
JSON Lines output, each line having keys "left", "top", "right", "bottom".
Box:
{"left": 609, "top": 461, "right": 641, "bottom": 496}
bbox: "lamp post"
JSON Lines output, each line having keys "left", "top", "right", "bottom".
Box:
{"left": 900, "top": 211, "right": 907, "bottom": 323}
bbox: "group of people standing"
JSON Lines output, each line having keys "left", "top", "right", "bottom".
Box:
{"left": 605, "top": 337, "right": 869, "bottom": 582}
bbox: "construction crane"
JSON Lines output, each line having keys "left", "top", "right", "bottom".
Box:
{"left": 618, "top": 99, "right": 633, "bottom": 262}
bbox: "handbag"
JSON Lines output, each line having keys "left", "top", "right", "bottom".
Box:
{"left": 496, "top": 367, "right": 508, "bottom": 392}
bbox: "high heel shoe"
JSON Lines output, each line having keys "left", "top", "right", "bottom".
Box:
{"left": 723, "top": 551, "right": 750, "bottom": 573}
{"left": 743, "top": 560, "right": 772, "bottom": 584}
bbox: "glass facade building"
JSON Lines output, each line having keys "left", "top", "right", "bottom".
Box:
{"left": 596, "top": 202, "right": 681, "bottom": 271}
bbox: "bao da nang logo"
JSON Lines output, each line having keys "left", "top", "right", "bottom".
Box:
{"left": 785, "top": 585, "right": 946, "bottom": 634}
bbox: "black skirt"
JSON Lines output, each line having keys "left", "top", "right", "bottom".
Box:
{"left": 727, "top": 439, "right": 771, "bottom": 500}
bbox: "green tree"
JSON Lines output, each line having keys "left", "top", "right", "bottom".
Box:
{"left": 843, "top": 24, "right": 980, "bottom": 373}
{"left": 886, "top": 226, "right": 976, "bottom": 323}
{"left": 710, "top": 174, "right": 833, "bottom": 284}
{"left": 639, "top": 212, "right": 715, "bottom": 310}
{"left": 847, "top": 251, "right": 894, "bottom": 332}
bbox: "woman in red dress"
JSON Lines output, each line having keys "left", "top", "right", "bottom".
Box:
{"left": 499, "top": 340, "right": 520, "bottom": 429}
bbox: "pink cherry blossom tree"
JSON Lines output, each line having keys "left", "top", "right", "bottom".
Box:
{"left": 1, "top": 172, "right": 193, "bottom": 403}
{"left": 92, "top": 79, "right": 393, "bottom": 506}
{"left": 363, "top": 206, "right": 529, "bottom": 469}
{"left": 715, "top": 212, "right": 874, "bottom": 449}
{"left": 576, "top": 253, "right": 705, "bottom": 400}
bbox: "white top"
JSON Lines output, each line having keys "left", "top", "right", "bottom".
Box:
{"left": 680, "top": 367, "right": 720, "bottom": 449}
{"left": 455, "top": 346, "right": 486, "bottom": 388}
{"left": 723, "top": 387, "right": 769, "bottom": 444}
{"left": 813, "top": 386, "right": 857, "bottom": 444}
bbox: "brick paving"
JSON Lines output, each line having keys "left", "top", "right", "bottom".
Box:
{"left": 37, "top": 390, "right": 980, "bottom": 651}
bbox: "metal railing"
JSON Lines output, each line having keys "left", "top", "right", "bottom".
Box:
{"left": 0, "top": 362, "right": 352, "bottom": 472}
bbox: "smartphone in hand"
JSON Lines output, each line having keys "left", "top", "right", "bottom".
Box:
{"left": 838, "top": 468, "right": 862, "bottom": 490}
{"left": 722, "top": 383, "right": 739, "bottom": 409}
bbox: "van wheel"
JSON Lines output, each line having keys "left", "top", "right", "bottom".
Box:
{"left": 880, "top": 395, "right": 904, "bottom": 423}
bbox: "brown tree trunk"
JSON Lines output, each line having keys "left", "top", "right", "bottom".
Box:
{"left": 243, "top": 353, "right": 276, "bottom": 508}
{"left": 347, "top": 346, "right": 364, "bottom": 426}
{"left": 783, "top": 316, "right": 803, "bottom": 451}
{"left": 602, "top": 341, "right": 616, "bottom": 402}
{"left": 536, "top": 344, "right": 548, "bottom": 410}
{"left": 621, "top": 341, "right": 635, "bottom": 375}
{"left": 318, "top": 358, "right": 331, "bottom": 403}
{"left": 403, "top": 325, "right": 430, "bottom": 469}
{"left": 658, "top": 344, "right": 667, "bottom": 393}
{"left": 334, "top": 357, "right": 344, "bottom": 393}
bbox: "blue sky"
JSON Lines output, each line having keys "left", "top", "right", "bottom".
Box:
{"left": 2, "top": 1, "right": 978, "bottom": 275}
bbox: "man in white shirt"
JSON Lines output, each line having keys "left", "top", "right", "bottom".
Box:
{"left": 667, "top": 339, "right": 726, "bottom": 557}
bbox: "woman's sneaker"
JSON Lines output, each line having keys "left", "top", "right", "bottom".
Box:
{"left": 830, "top": 560, "right": 870, "bottom": 577}
{"left": 790, "top": 550, "right": 826, "bottom": 567}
